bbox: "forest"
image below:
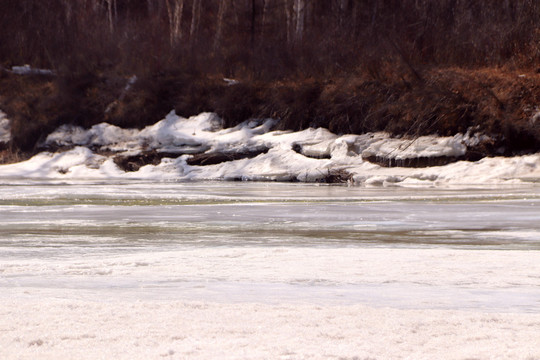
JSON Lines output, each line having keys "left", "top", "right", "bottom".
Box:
{"left": 1, "top": 0, "right": 540, "bottom": 157}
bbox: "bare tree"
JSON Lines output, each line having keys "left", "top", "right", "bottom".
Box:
{"left": 261, "top": 0, "right": 269, "bottom": 38}
{"left": 190, "top": 0, "right": 202, "bottom": 46}
{"left": 214, "top": 0, "right": 229, "bottom": 51}
{"left": 293, "top": 0, "right": 305, "bottom": 43}
{"left": 250, "top": 0, "right": 256, "bottom": 48}
{"left": 166, "top": 0, "right": 185, "bottom": 46}
{"left": 339, "top": 0, "right": 347, "bottom": 26}
{"left": 105, "top": 0, "right": 117, "bottom": 33}
{"left": 282, "top": 0, "right": 305, "bottom": 46}
{"left": 284, "top": 0, "right": 293, "bottom": 46}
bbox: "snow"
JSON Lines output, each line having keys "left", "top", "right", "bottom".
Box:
{"left": 2, "top": 244, "right": 540, "bottom": 359}
{"left": 1, "top": 103, "right": 539, "bottom": 359}
{"left": 3, "top": 224, "right": 540, "bottom": 359}
{"left": 1, "top": 174, "right": 539, "bottom": 359}
{"left": 10, "top": 64, "right": 54, "bottom": 76}
{"left": 0, "top": 147, "right": 122, "bottom": 178}
{"left": 532, "top": 110, "right": 540, "bottom": 125}
{"left": 223, "top": 77, "right": 239, "bottom": 86}
{"left": 1, "top": 110, "right": 539, "bottom": 185}
{"left": 2, "top": 298, "right": 540, "bottom": 360}
{"left": 361, "top": 133, "right": 467, "bottom": 160}
{"left": 0, "top": 110, "right": 10, "bottom": 144}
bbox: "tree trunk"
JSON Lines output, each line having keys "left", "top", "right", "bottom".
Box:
{"left": 213, "top": 0, "right": 228, "bottom": 51}
{"left": 339, "top": 0, "right": 347, "bottom": 25}
{"left": 62, "top": 0, "right": 72, "bottom": 23}
{"left": 106, "top": 0, "right": 114, "bottom": 33}
{"left": 173, "top": 0, "right": 184, "bottom": 43}
{"left": 250, "top": 0, "right": 256, "bottom": 49}
{"left": 190, "top": 0, "right": 202, "bottom": 46}
{"left": 166, "top": 0, "right": 184, "bottom": 46}
{"left": 261, "top": 0, "right": 269, "bottom": 38}
{"left": 285, "top": 0, "right": 293, "bottom": 46}
{"left": 293, "top": 0, "right": 304, "bottom": 43}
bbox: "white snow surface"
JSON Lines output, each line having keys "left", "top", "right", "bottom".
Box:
{"left": 2, "top": 298, "right": 540, "bottom": 360}
{"left": 3, "top": 237, "right": 540, "bottom": 359}
{"left": 0, "top": 110, "right": 538, "bottom": 185}
{"left": 0, "top": 110, "right": 10, "bottom": 144}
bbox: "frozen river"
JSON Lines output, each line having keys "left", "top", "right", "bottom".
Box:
{"left": 1, "top": 180, "right": 540, "bottom": 359}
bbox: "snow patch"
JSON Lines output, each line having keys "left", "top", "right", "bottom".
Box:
{"left": 11, "top": 65, "right": 54, "bottom": 76}
{"left": 0, "top": 110, "right": 10, "bottom": 144}
{"left": 531, "top": 109, "right": 540, "bottom": 126}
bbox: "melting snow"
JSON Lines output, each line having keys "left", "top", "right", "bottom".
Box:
{"left": 0, "top": 110, "right": 538, "bottom": 185}
{"left": 10, "top": 64, "right": 54, "bottom": 76}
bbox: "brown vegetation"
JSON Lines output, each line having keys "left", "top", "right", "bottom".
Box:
{"left": 1, "top": 1, "right": 540, "bottom": 158}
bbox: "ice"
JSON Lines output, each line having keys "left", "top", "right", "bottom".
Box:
{"left": 1, "top": 180, "right": 539, "bottom": 359}
{"left": 1, "top": 110, "right": 539, "bottom": 185}
{"left": 4, "top": 247, "right": 540, "bottom": 296}
{"left": 3, "top": 243, "right": 540, "bottom": 359}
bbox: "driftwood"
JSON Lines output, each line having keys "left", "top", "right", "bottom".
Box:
{"left": 291, "top": 143, "right": 331, "bottom": 159}
{"left": 113, "top": 151, "right": 165, "bottom": 172}
{"left": 318, "top": 169, "right": 353, "bottom": 184}
{"left": 186, "top": 146, "right": 269, "bottom": 166}
{"left": 114, "top": 146, "right": 270, "bottom": 172}
{"left": 363, "top": 151, "right": 484, "bottom": 168}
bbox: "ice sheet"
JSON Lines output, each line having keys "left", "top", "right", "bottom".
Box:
{"left": 1, "top": 181, "right": 540, "bottom": 359}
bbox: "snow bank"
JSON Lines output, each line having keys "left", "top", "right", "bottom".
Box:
{"left": 2, "top": 111, "right": 539, "bottom": 185}
{"left": 45, "top": 111, "right": 272, "bottom": 153}
{"left": 361, "top": 133, "right": 467, "bottom": 159}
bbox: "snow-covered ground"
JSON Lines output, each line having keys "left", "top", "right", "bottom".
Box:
{"left": 1, "top": 110, "right": 539, "bottom": 185}
{"left": 3, "top": 298, "right": 540, "bottom": 360}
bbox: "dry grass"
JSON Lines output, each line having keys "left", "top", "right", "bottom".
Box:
{"left": 0, "top": 63, "right": 540, "bottom": 162}
{"left": 1, "top": 65, "right": 538, "bottom": 163}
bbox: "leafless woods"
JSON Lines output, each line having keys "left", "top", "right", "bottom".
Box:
{"left": 2, "top": 0, "right": 540, "bottom": 78}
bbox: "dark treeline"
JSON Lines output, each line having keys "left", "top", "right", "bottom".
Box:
{"left": 2, "top": 0, "right": 540, "bottom": 77}
{"left": 1, "top": 1, "right": 540, "bottom": 156}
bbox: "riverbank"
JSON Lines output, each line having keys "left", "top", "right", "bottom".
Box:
{"left": 1, "top": 65, "right": 539, "bottom": 163}
{"left": 0, "top": 110, "right": 539, "bottom": 185}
